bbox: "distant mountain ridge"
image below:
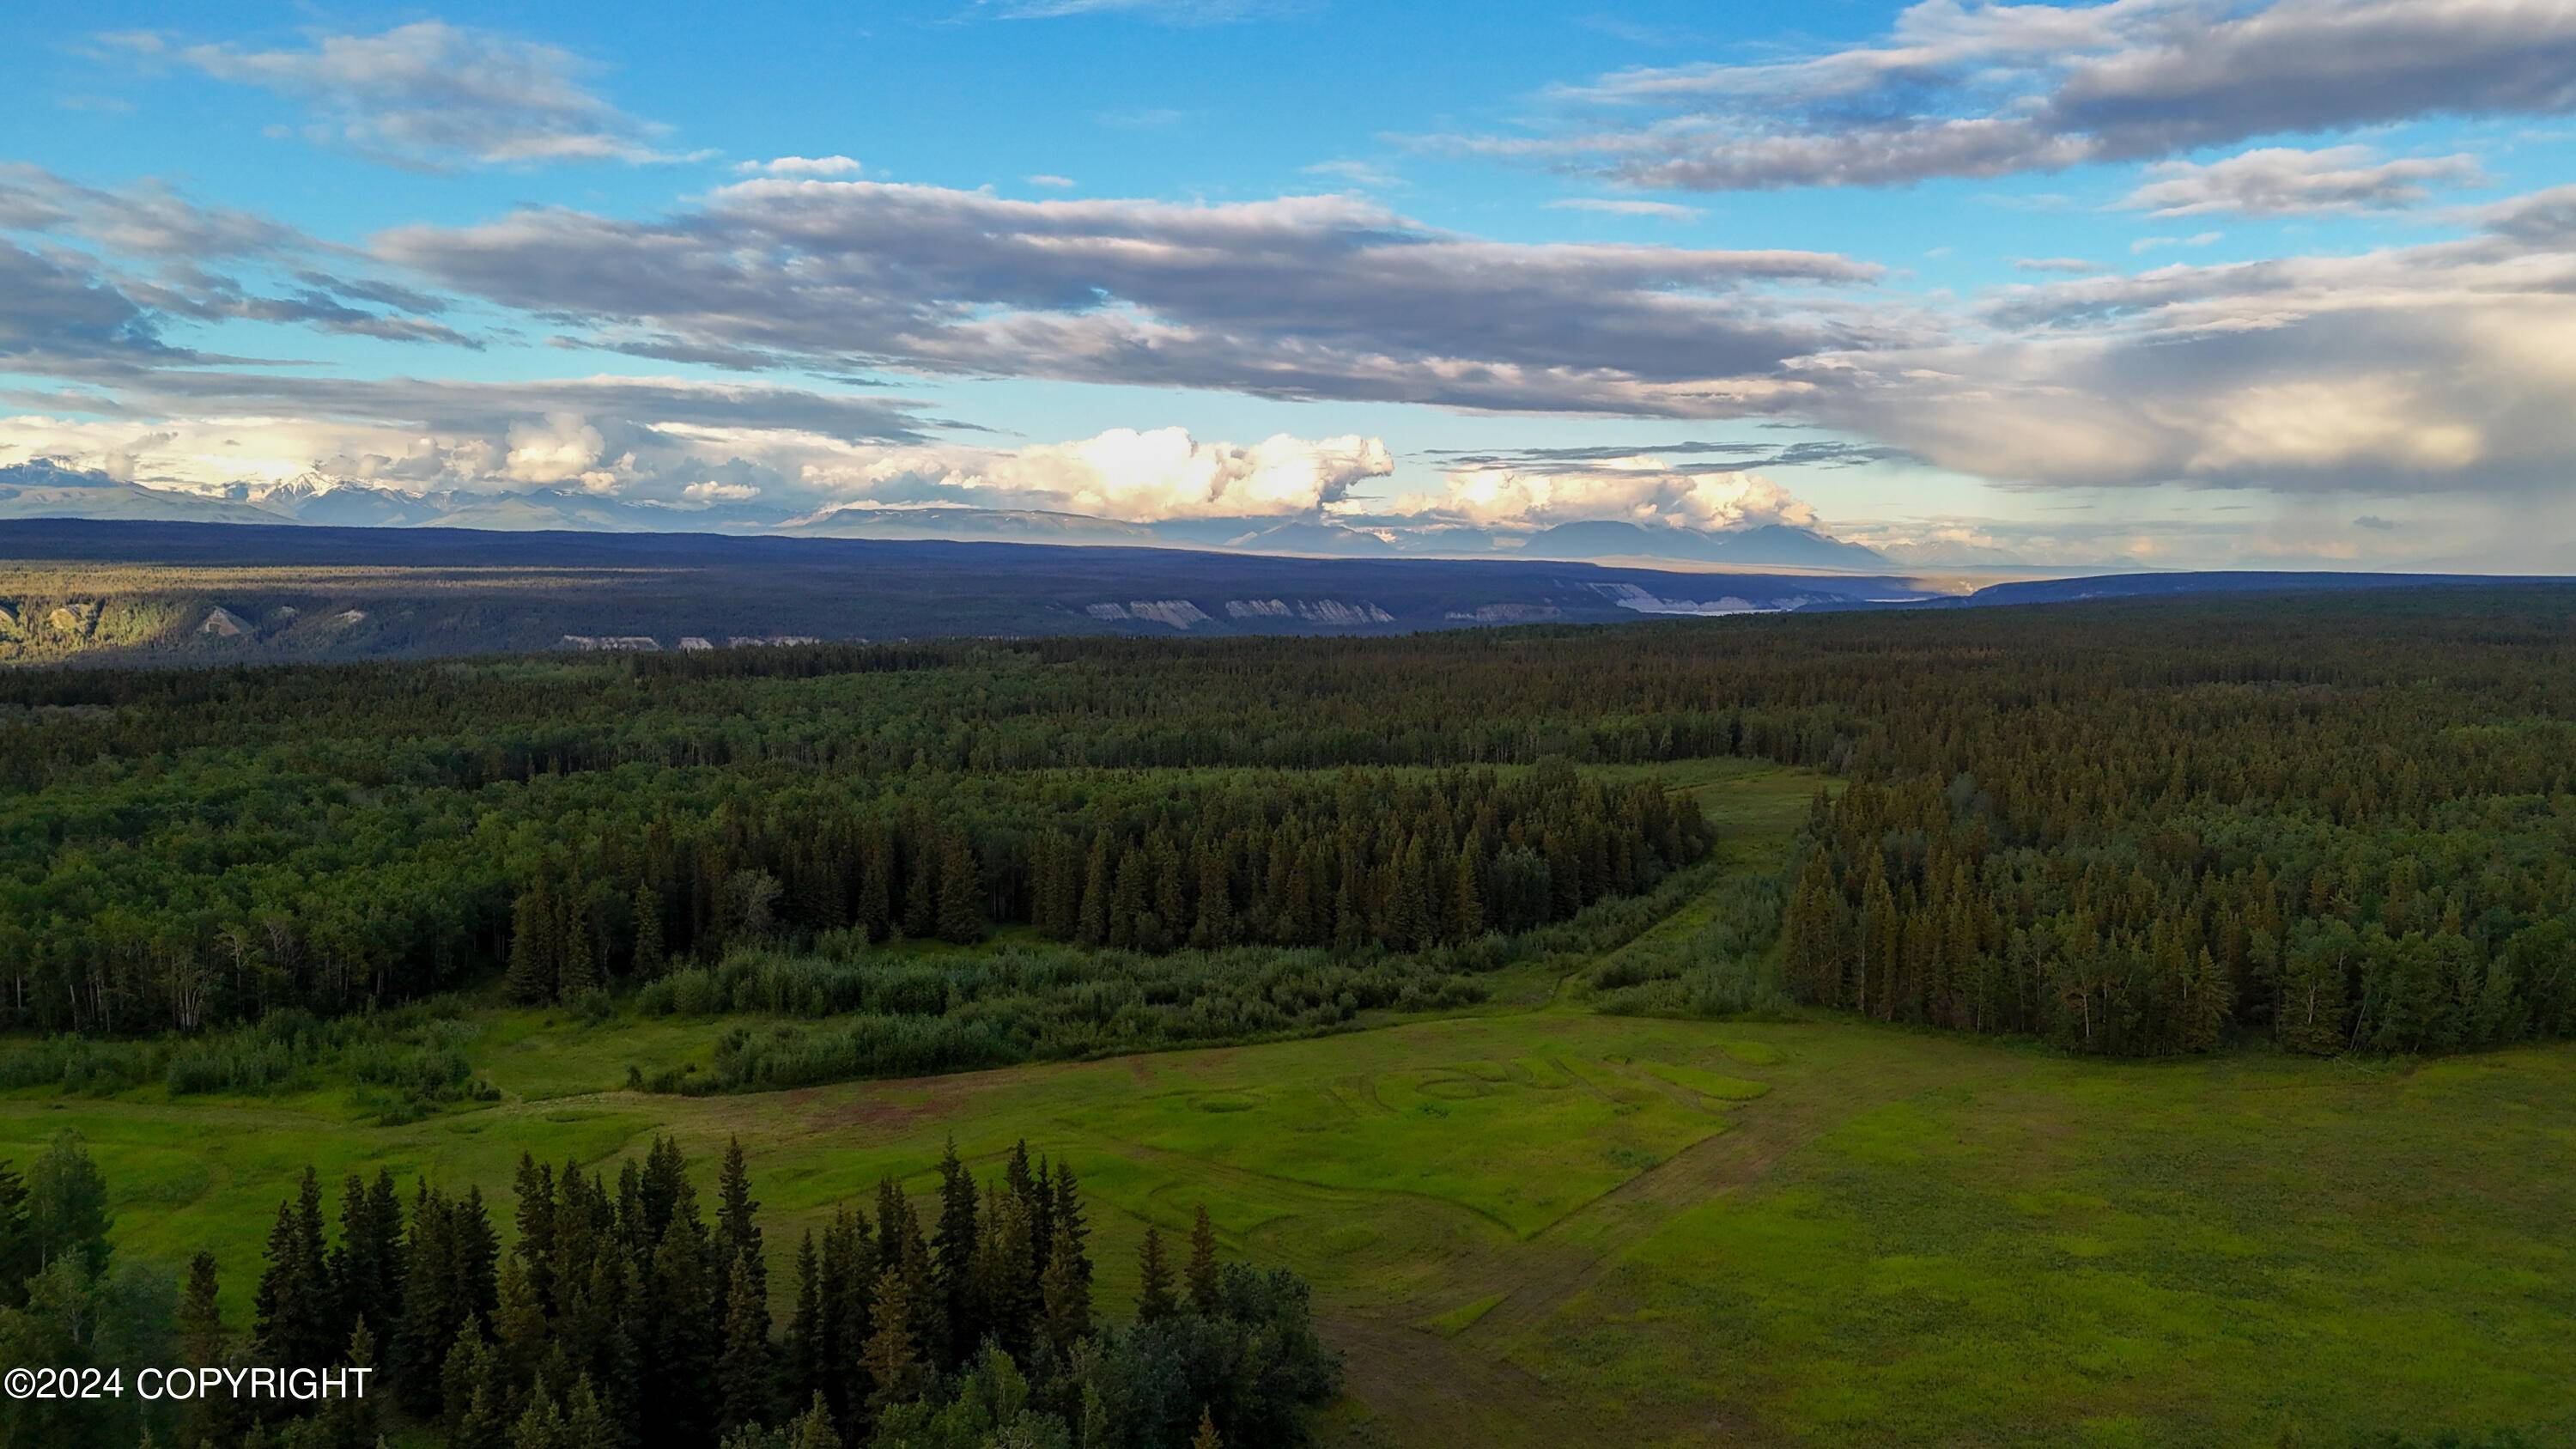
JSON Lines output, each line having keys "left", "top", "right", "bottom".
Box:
{"left": 0, "top": 460, "right": 1895, "bottom": 569}
{"left": 1516, "top": 519, "right": 1892, "bottom": 569}
{"left": 0, "top": 516, "right": 1945, "bottom": 665}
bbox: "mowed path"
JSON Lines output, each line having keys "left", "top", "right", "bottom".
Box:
{"left": 1309, "top": 1014, "right": 2002, "bottom": 1446}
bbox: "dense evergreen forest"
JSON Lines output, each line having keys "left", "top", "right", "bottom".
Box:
{"left": 4, "top": 585, "right": 2575, "bottom": 1062}
{"left": 0, "top": 1132, "right": 1335, "bottom": 1448}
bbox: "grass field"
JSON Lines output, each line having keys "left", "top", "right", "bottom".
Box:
{"left": 7, "top": 760, "right": 2572, "bottom": 1446}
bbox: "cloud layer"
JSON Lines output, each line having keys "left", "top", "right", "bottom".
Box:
{"left": 114, "top": 22, "right": 682, "bottom": 168}
{"left": 1431, "top": 0, "right": 2576, "bottom": 191}
{"left": 376, "top": 181, "right": 1895, "bottom": 415}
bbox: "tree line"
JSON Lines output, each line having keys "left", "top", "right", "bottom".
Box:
{"left": 9, "top": 585, "right": 2576, "bottom": 1058}
{"left": 1, "top": 1135, "right": 1335, "bottom": 1448}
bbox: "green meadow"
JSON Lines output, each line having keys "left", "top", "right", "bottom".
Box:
{"left": 6, "top": 761, "right": 2571, "bottom": 1446}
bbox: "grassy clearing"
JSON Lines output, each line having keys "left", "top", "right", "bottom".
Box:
{"left": 6, "top": 760, "right": 2570, "bottom": 1446}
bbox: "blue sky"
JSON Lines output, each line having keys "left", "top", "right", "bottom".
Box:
{"left": 6, "top": 1, "right": 2576, "bottom": 569}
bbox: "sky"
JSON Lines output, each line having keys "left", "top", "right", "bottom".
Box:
{"left": 4, "top": 0, "right": 2575, "bottom": 569}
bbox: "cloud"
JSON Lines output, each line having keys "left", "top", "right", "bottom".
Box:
{"left": 0, "top": 164, "right": 307, "bottom": 259}
{"left": 1817, "top": 185, "right": 2576, "bottom": 494}
{"left": 1424, "top": 0, "right": 2576, "bottom": 191}
{"left": 0, "top": 166, "right": 474, "bottom": 350}
{"left": 2013, "top": 256, "right": 2105, "bottom": 274}
{"left": 2119, "top": 145, "right": 2487, "bottom": 216}
{"left": 1419, "top": 438, "right": 1908, "bottom": 474}
{"left": 838, "top": 428, "right": 1392, "bottom": 521}
{"left": 2129, "top": 230, "right": 2221, "bottom": 253}
{"left": 0, "top": 240, "right": 197, "bottom": 372}
{"left": 1303, "top": 160, "right": 1405, "bottom": 189}
{"left": 735, "top": 155, "right": 864, "bottom": 178}
{"left": 121, "top": 22, "right": 683, "bottom": 169}
{"left": 1025, "top": 174, "right": 1078, "bottom": 188}
{"left": 1546, "top": 198, "right": 1703, "bottom": 220}
{"left": 2353, "top": 513, "right": 2397, "bottom": 529}
{"left": 0, "top": 402, "right": 1382, "bottom": 527}
{"left": 376, "top": 180, "right": 1898, "bottom": 416}
{"left": 1374, "top": 455, "right": 1820, "bottom": 533}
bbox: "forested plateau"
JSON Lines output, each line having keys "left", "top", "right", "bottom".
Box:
{"left": 4, "top": 585, "right": 2575, "bottom": 1068}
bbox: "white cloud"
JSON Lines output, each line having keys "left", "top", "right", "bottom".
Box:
{"left": 1025, "top": 174, "right": 1078, "bottom": 188}
{"left": 735, "top": 155, "right": 865, "bottom": 178}
{"left": 1820, "top": 187, "right": 2576, "bottom": 494}
{"left": 837, "top": 428, "right": 1392, "bottom": 521}
{"left": 1377, "top": 455, "right": 1818, "bottom": 532}
{"left": 2120, "top": 145, "right": 2485, "bottom": 216}
{"left": 120, "top": 22, "right": 683, "bottom": 168}
{"left": 2129, "top": 230, "right": 2221, "bottom": 253}
{"left": 1423, "top": 0, "right": 2576, "bottom": 191}
{"left": 1546, "top": 198, "right": 1704, "bottom": 221}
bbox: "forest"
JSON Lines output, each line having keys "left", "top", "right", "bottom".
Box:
{"left": 5, "top": 585, "right": 2575, "bottom": 1063}
{"left": 0, "top": 1131, "right": 1337, "bottom": 1449}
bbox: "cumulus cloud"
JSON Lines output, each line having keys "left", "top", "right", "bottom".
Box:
{"left": 1815, "top": 185, "right": 2576, "bottom": 493}
{"left": 0, "top": 362, "right": 1377, "bottom": 530}
{"left": 735, "top": 155, "right": 864, "bottom": 177}
{"left": 376, "top": 180, "right": 1896, "bottom": 417}
{"left": 1423, "top": 0, "right": 2576, "bottom": 191}
{"left": 829, "top": 428, "right": 1392, "bottom": 521}
{"left": 1375, "top": 454, "right": 1820, "bottom": 533}
{"left": 2119, "top": 145, "right": 2486, "bottom": 216}
{"left": 119, "top": 22, "right": 683, "bottom": 169}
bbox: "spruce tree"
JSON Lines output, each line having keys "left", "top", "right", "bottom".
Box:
{"left": 493, "top": 1257, "right": 548, "bottom": 1403}
{"left": 935, "top": 830, "right": 984, "bottom": 944}
{"left": 556, "top": 880, "right": 600, "bottom": 1000}
{"left": 1039, "top": 1222, "right": 1091, "bottom": 1352}
{"left": 855, "top": 826, "right": 894, "bottom": 943}
{"left": 717, "top": 1138, "right": 765, "bottom": 1297}
{"left": 1077, "top": 836, "right": 1112, "bottom": 947}
{"left": 254, "top": 1168, "right": 336, "bottom": 1368}
{"left": 1187, "top": 1204, "right": 1220, "bottom": 1317}
{"left": 717, "top": 1252, "right": 775, "bottom": 1435}
{"left": 1193, "top": 1405, "right": 1224, "bottom": 1449}
{"left": 786, "top": 1230, "right": 822, "bottom": 1402}
{"left": 629, "top": 884, "right": 667, "bottom": 977}
{"left": 931, "top": 1138, "right": 980, "bottom": 1367}
{"left": 440, "top": 1323, "right": 505, "bottom": 1449}
{"left": 310, "top": 1317, "right": 381, "bottom": 1449}
{"left": 785, "top": 1391, "right": 844, "bottom": 1449}
{"left": 1135, "top": 1227, "right": 1177, "bottom": 1324}
{"left": 859, "top": 1265, "right": 921, "bottom": 1416}
{"left": 901, "top": 828, "right": 938, "bottom": 939}
{"left": 562, "top": 1376, "right": 620, "bottom": 1449}
{"left": 507, "top": 880, "right": 559, "bottom": 1004}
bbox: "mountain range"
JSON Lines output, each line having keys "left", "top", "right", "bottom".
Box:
{"left": 0, "top": 460, "right": 1891, "bottom": 570}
